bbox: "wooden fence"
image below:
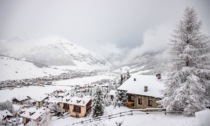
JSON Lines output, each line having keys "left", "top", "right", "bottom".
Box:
{"left": 65, "top": 108, "right": 182, "bottom": 126}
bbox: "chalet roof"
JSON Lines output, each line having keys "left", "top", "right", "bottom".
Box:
{"left": 109, "top": 90, "right": 117, "bottom": 96}
{"left": 12, "top": 96, "right": 30, "bottom": 101}
{"left": 0, "top": 110, "right": 13, "bottom": 120}
{"left": 117, "top": 74, "right": 164, "bottom": 98}
{"left": 33, "top": 95, "right": 48, "bottom": 102}
{"left": 20, "top": 107, "right": 48, "bottom": 120}
{"left": 60, "top": 96, "right": 91, "bottom": 107}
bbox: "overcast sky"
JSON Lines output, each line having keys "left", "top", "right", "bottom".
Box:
{"left": 0, "top": 0, "right": 210, "bottom": 60}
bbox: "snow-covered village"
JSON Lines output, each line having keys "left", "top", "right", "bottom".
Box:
{"left": 0, "top": 0, "right": 210, "bottom": 126}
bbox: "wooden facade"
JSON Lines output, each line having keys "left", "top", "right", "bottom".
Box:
{"left": 59, "top": 100, "right": 92, "bottom": 117}
{"left": 126, "top": 93, "right": 161, "bottom": 109}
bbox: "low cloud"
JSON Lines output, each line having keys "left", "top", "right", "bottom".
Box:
{"left": 121, "top": 24, "right": 173, "bottom": 65}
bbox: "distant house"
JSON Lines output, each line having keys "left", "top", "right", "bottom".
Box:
{"left": 0, "top": 110, "right": 13, "bottom": 121}
{"left": 34, "top": 96, "right": 49, "bottom": 107}
{"left": 12, "top": 96, "right": 31, "bottom": 105}
{"left": 117, "top": 74, "right": 164, "bottom": 109}
{"left": 59, "top": 96, "right": 92, "bottom": 117}
{"left": 108, "top": 90, "right": 117, "bottom": 101}
{"left": 19, "top": 107, "right": 51, "bottom": 125}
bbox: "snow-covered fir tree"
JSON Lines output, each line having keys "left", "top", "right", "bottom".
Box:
{"left": 119, "top": 74, "right": 124, "bottom": 86}
{"left": 159, "top": 7, "right": 210, "bottom": 116}
{"left": 116, "top": 90, "right": 127, "bottom": 106}
{"left": 127, "top": 70, "right": 130, "bottom": 79}
{"left": 0, "top": 100, "right": 14, "bottom": 113}
{"left": 92, "top": 88, "right": 104, "bottom": 118}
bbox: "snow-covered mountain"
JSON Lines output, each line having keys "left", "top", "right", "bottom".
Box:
{"left": 0, "top": 37, "right": 112, "bottom": 71}
{"left": 0, "top": 56, "right": 66, "bottom": 81}
{"left": 114, "top": 49, "right": 170, "bottom": 74}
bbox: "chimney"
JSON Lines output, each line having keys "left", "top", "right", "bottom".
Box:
{"left": 144, "top": 86, "right": 148, "bottom": 92}
{"left": 156, "top": 74, "right": 161, "bottom": 79}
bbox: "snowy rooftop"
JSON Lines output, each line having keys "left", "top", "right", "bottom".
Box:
{"left": 109, "top": 90, "right": 117, "bottom": 96}
{"left": 117, "top": 74, "right": 164, "bottom": 98}
{"left": 12, "top": 96, "right": 30, "bottom": 101}
{"left": 32, "top": 95, "right": 48, "bottom": 102}
{"left": 47, "top": 96, "right": 62, "bottom": 103}
{"left": 60, "top": 96, "right": 91, "bottom": 106}
{"left": 0, "top": 110, "right": 13, "bottom": 120}
{"left": 20, "top": 107, "right": 48, "bottom": 120}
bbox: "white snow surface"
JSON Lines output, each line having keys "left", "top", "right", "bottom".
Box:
{"left": 0, "top": 56, "right": 66, "bottom": 81}
{"left": 50, "top": 106, "right": 200, "bottom": 126}
{"left": 54, "top": 75, "right": 114, "bottom": 86}
{"left": 195, "top": 109, "right": 210, "bottom": 126}
{"left": 118, "top": 73, "right": 164, "bottom": 98}
{"left": 0, "top": 85, "right": 71, "bottom": 102}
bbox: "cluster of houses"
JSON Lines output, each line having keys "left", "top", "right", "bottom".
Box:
{"left": 0, "top": 71, "right": 96, "bottom": 90}
{"left": 0, "top": 72, "right": 170, "bottom": 125}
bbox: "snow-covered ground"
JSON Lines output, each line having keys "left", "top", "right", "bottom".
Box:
{"left": 0, "top": 74, "right": 115, "bottom": 102}
{"left": 54, "top": 75, "right": 115, "bottom": 86}
{"left": 0, "top": 85, "right": 70, "bottom": 102}
{"left": 0, "top": 56, "right": 66, "bottom": 81}
{"left": 49, "top": 105, "right": 206, "bottom": 126}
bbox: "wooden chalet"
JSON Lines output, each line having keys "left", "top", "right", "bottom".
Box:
{"left": 118, "top": 74, "right": 164, "bottom": 109}
{"left": 59, "top": 96, "right": 92, "bottom": 117}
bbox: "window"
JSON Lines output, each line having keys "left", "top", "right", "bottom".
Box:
{"left": 131, "top": 96, "right": 135, "bottom": 101}
{"left": 138, "top": 98, "right": 142, "bottom": 105}
{"left": 73, "top": 106, "right": 81, "bottom": 113}
{"left": 128, "top": 95, "right": 135, "bottom": 102}
{"left": 63, "top": 103, "right": 69, "bottom": 110}
{"left": 148, "top": 100, "right": 153, "bottom": 107}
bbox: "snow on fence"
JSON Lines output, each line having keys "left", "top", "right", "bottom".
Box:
{"left": 66, "top": 108, "right": 182, "bottom": 126}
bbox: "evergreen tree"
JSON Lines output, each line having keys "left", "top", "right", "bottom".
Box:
{"left": 92, "top": 88, "right": 104, "bottom": 118}
{"left": 159, "top": 7, "right": 210, "bottom": 116}
{"left": 119, "top": 74, "right": 124, "bottom": 85}
{"left": 0, "top": 100, "right": 14, "bottom": 113}
{"left": 127, "top": 70, "right": 130, "bottom": 79}
{"left": 116, "top": 90, "right": 127, "bottom": 106}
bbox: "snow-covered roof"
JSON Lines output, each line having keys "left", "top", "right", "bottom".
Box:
{"left": 33, "top": 96, "right": 48, "bottom": 102}
{"left": 60, "top": 96, "right": 91, "bottom": 106}
{"left": 12, "top": 96, "right": 30, "bottom": 101}
{"left": 20, "top": 107, "right": 48, "bottom": 120}
{"left": 0, "top": 110, "right": 13, "bottom": 120}
{"left": 109, "top": 90, "right": 117, "bottom": 96}
{"left": 47, "top": 96, "right": 62, "bottom": 103}
{"left": 117, "top": 74, "right": 164, "bottom": 98}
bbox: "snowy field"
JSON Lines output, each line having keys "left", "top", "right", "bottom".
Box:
{"left": 0, "top": 85, "right": 71, "bottom": 102}
{"left": 0, "top": 56, "right": 66, "bottom": 81}
{"left": 49, "top": 106, "right": 208, "bottom": 126}
{"left": 0, "top": 74, "right": 115, "bottom": 102}
{"left": 54, "top": 75, "right": 115, "bottom": 86}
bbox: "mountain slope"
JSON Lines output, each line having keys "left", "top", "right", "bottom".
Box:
{"left": 0, "top": 56, "right": 66, "bottom": 81}
{"left": 114, "top": 49, "right": 169, "bottom": 74}
{"left": 0, "top": 37, "right": 112, "bottom": 71}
